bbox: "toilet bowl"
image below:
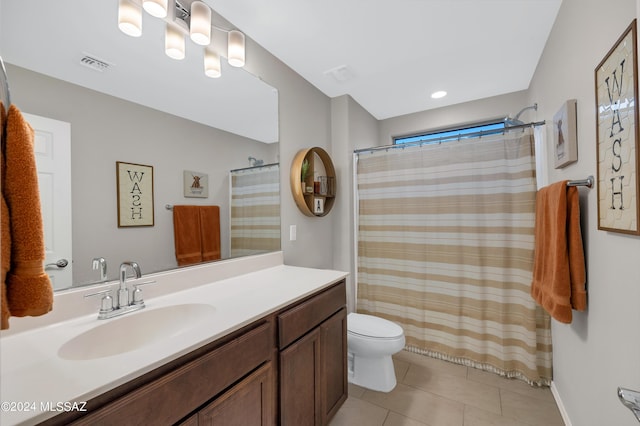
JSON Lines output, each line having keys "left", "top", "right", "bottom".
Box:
{"left": 347, "top": 313, "right": 405, "bottom": 392}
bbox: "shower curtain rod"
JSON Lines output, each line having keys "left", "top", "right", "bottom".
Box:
{"left": 230, "top": 162, "right": 279, "bottom": 173}
{"left": 354, "top": 120, "right": 546, "bottom": 154}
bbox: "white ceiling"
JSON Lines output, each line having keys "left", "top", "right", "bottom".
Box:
{"left": 208, "top": 0, "right": 563, "bottom": 120}
{"left": 1, "top": 0, "right": 563, "bottom": 139}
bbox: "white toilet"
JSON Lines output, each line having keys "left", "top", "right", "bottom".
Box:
{"left": 347, "top": 313, "right": 405, "bottom": 392}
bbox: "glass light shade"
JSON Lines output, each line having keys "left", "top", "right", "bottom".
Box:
{"left": 204, "top": 49, "right": 221, "bottom": 78}
{"left": 118, "top": 0, "right": 142, "bottom": 37}
{"left": 165, "top": 24, "right": 185, "bottom": 60}
{"left": 190, "top": 1, "right": 211, "bottom": 46}
{"left": 143, "top": 0, "right": 168, "bottom": 18}
{"left": 227, "top": 30, "right": 245, "bottom": 67}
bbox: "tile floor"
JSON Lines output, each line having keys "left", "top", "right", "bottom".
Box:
{"left": 330, "top": 350, "right": 565, "bottom": 426}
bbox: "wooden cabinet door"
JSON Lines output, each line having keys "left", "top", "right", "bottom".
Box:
{"left": 198, "top": 362, "right": 275, "bottom": 426}
{"left": 320, "top": 307, "right": 348, "bottom": 425}
{"left": 279, "top": 327, "right": 321, "bottom": 426}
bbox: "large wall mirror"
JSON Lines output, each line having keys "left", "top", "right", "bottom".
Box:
{"left": 0, "top": 0, "right": 281, "bottom": 291}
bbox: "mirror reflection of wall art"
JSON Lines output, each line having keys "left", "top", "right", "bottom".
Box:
{"left": 595, "top": 19, "right": 640, "bottom": 235}
{"left": 553, "top": 99, "right": 578, "bottom": 169}
{"left": 184, "top": 170, "right": 209, "bottom": 198}
{"left": 116, "top": 161, "right": 154, "bottom": 227}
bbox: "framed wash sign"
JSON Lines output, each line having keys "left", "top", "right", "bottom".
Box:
{"left": 116, "top": 161, "right": 154, "bottom": 227}
{"left": 595, "top": 19, "right": 640, "bottom": 235}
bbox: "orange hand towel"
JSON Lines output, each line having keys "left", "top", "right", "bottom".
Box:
{"left": 199, "top": 206, "right": 220, "bottom": 262}
{"left": 1, "top": 105, "right": 54, "bottom": 329}
{"left": 530, "top": 181, "right": 587, "bottom": 323}
{"left": 173, "top": 205, "right": 203, "bottom": 266}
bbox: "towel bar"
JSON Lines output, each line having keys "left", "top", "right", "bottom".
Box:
{"left": 567, "top": 176, "right": 593, "bottom": 188}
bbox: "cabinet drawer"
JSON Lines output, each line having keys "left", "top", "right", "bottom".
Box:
{"left": 70, "top": 320, "right": 273, "bottom": 426}
{"left": 278, "top": 280, "right": 345, "bottom": 349}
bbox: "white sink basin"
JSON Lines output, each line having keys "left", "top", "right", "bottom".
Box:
{"left": 58, "top": 303, "right": 216, "bottom": 360}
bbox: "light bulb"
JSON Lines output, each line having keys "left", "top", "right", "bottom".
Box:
{"left": 204, "top": 49, "right": 221, "bottom": 78}
{"left": 118, "top": 0, "right": 142, "bottom": 37}
{"left": 190, "top": 1, "right": 212, "bottom": 46}
{"left": 143, "top": 0, "right": 168, "bottom": 18}
{"left": 228, "top": 30, "right": 245, "bottom": 67}
{"left": 165, "top": 24, "right": 185, "bottom": 60}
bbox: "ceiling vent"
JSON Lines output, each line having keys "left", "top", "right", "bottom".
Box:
{"left": 324, "top": 65, "right": 354, "bottom": 83}
{"left": 79, "top": 54, "right": 112, "bottom": 72}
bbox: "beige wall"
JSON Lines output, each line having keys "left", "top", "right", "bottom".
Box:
{"left": 527, "top": 0, "right": 639, "bottom": 424}
{"left": 243, "top": 37, "right": 336, "bottom": 270}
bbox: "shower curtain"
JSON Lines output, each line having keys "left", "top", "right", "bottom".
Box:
{"left": 356, "top": 129, "right": 552, "bottom": 385}
{"left": 230, "top": 164, "right": 280, "bottom": 257}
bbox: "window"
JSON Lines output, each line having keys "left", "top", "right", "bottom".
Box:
{"left": 394, "top": 121, "right": 506, "bottom": 145}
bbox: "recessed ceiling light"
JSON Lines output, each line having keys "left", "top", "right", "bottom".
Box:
{"left": 431, "top": 90, "right": 447, "bottom": 99}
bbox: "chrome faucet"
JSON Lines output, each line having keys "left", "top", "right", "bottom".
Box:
{"left": 92, "top": 257, "right": 108, "bottom": 282}
{"left": 85, "top": 261, "right": 155, "bottom": 320}
{"left": 619, "top": 387, "right": 640, "bottom": 422}
{"left": 118, "top": 261, "right": 141, "bottom": 308}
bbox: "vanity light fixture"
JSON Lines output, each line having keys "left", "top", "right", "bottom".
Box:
{"left": 227, "top": 30, "right": 245, "bottom": 67}
{"left": 165, "top": 23, "right": 186, "bottom": 60}
{"left": 143, "top": 0, "right": 168, "bottom": 18}
{"left": 117, "top": 0, "right": 246, "bottom": 77}
{"left": 118, "top": 0, "right": 142, "bottom": 37}
{"left": 189, "top": 1, "right": 211, "bottom": 46}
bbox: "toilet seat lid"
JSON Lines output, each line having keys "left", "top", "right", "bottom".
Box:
{"left": 348, "top": 313, "right": 403, "bottom": 338}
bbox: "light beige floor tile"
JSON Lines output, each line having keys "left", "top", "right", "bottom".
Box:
{"left": 384, "top": 411, "right": 429, "bottom": 426}
{"left": 403, "top": 364, "right": 501, "bottom": 415}
{"left": 329, "top": 396, "right": 389, "bottom": 426}
{"left": 362, "top": 383, "right": 464, "bottom": 426}
{"left": 500, "top": 388, "right": 564, "bottom": 426}
{"left": 467, "top": 367, "right": 555, "bottom": 403}
{"left": 348, "top": 382, "right": 367, "bottom": 398}
{"left": 394, "top": 358, "right": 410, "bottom": 382}
{"left": 463, "top": 405, "right": 533, "bottom": 426}
{"left": 394, "top": 350, "right": 467, "bottom": 378}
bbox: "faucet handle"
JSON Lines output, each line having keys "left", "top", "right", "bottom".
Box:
{"left": 132, "top": 280, "right": 156, "bottom": 305}
{"left": 84, "top": 289, "right": 114, "bottom": 315}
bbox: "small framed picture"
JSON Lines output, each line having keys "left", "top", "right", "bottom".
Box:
{"left": 314, "top": 197, "right": 325, "bottom": 215}
{"left": 116, "top": 161, "right": 154, "bottom": 227}
{"left": 184, "top": 170, "right": 208, "bottom": 198}
{"left": 553, "top": 99, "right": 578, "bottom": 169}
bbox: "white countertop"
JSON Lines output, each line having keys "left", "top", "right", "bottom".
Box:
{"left": 0, "top": 255, "right": 347, "bottom": 425}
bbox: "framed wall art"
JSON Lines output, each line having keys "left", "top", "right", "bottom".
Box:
{"left": 314, "top": 197, "right": 324, "bottom": 215}
{"left": 184, "top": 170, "right": 209, "bottom": 198}
{"left": 116, "top": 161, "right": 154, "bottom": 227}
{"left": 553, "top": 99, "right": 578, "bottom": 169}
{"left": 594, "top": 19, "right": 640, "bottom": 235}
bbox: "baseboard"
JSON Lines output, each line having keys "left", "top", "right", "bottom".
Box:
{"left": 550, "top": 381, "right": 572, "bottom": 426}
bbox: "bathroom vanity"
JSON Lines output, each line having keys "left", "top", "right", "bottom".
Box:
{"left": 0, "top": 253, "right": 348, "bottom": 426}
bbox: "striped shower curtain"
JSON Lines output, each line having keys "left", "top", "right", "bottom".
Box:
{"left": 356, "top": 129, "right": 552, "bottom": 385}
{"left": 230, "top": 164, "right": 280, "bottom": 257}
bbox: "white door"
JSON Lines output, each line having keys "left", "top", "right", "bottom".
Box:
{"left": 24, "top": 113, "right": 73, "bottom": 290}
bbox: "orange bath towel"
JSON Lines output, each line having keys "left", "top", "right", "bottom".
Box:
{"left": 530, "top": 181, "right": 587, "bottom": 323}
{"left": 199, "top": 206, "right": 220, "bottom": 262}
{"left": 173, "top": 205, "right": 220, "bottom": 266}
{"left": 1, "top": 105, "right": 54, "bottom": 329}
